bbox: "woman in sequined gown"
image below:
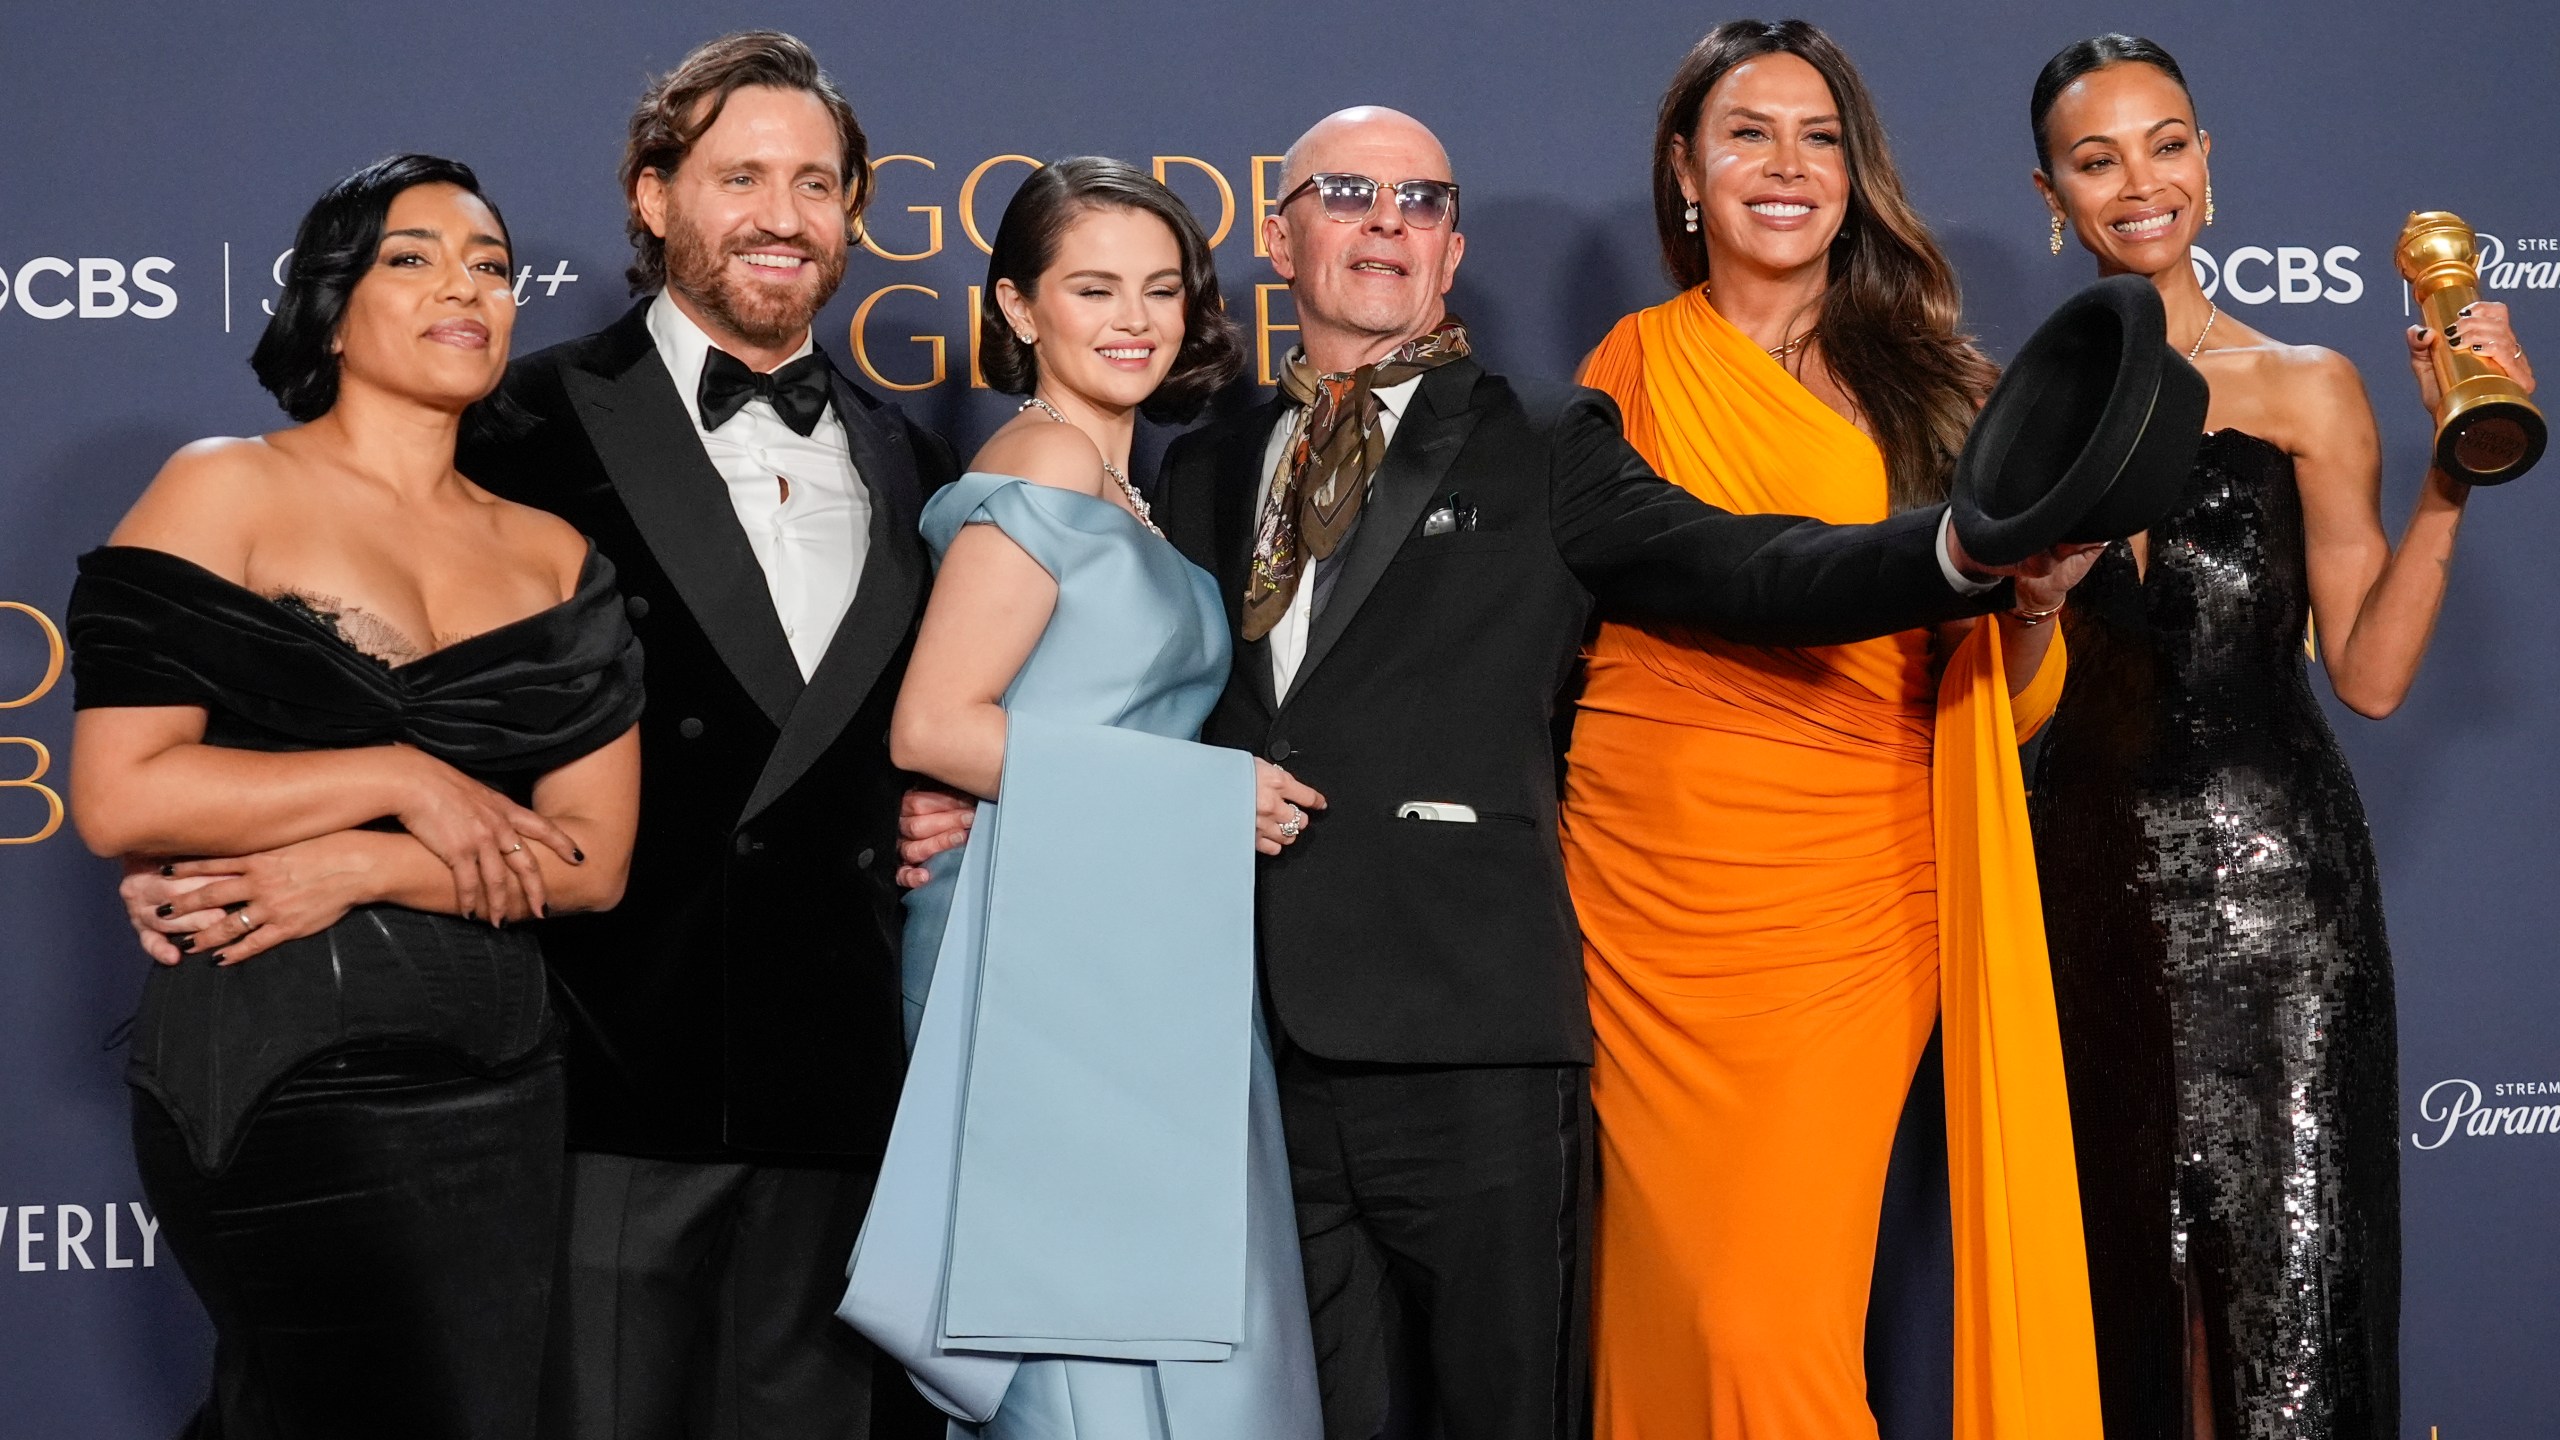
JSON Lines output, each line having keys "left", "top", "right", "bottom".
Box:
{"left": 2024, "top": 37, "right": 2535, "bottom": 1439}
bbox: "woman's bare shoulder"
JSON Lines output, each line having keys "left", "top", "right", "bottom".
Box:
{"left": 969, "top": 415, "right": 1109, "bottom": 497}
{"left": 104, "top": 435, "right": 294, "bottom": 577}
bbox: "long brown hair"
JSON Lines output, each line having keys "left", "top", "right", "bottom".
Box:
{"left": 1652, "top": 19, "right": 1993, "bottom": 510}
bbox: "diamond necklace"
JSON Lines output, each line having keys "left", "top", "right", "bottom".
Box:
{"left": 1018, "top": 396, "right": 1161, "bottom": 537}
{"left": 2187, "top": 303, "right": 2219, "bottom": 359}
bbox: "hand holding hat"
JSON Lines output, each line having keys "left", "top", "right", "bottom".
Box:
{"left": 1948, "top": 274, "right": 2212, "bottom": 570}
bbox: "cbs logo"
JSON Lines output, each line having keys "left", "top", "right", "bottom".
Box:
{"left": 0, "top": 257, "right": 178, "bottom": 319}
{"left": 2189, "top": 244, "right": 2364, "bottom": 305}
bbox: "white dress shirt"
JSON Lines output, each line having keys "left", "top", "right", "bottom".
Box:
{"left": 647, "top": 291, "right": 871, "bottom": 680}
{"left": 1254, "top": 376, "right": 1422, "bottom": 697}
{"left": 1251, "top": 374, "right": 1995, "bottom": 697}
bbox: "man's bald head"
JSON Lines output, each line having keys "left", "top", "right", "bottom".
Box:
{"left": 1279, "top": 106, "right": 1455, "bottom": 195}
{"left": 1264, "top": 104, "right": 1467, "bottom": 372}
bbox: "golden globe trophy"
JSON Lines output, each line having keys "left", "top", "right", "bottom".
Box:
{"left": 2396, "top": 211, "right": 2545, "bottom": 484}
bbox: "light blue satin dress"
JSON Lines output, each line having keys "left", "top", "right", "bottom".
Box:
{"left": 840, "top": 473, "right": 1321, "bottom": 1440}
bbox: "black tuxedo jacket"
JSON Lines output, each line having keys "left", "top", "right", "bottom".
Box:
{"left": 460, "top": 300, "right": 955, "bottom": 1160}
{"left": 1155, "top": 356, "right": 1998, "bottom": 1067}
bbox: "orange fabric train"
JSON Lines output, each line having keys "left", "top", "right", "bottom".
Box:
{"left": 1559, "top": 287, "right": 2100, "bottom": 1438}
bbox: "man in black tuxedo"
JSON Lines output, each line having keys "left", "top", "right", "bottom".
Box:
{"left": 1143, "top": 107, "right": 2048, "bottom": 1439}
{"left": 458, "top": 33, "right": 949, "bottom": 1440}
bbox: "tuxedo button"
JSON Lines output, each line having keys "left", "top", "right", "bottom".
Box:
{"left": 856, "top": 847, "right": 877, "bottom": 869}
{"left": 735, "top": 831, "right": 763, "bottom": 856}
{"left": 678, "top": 717, "right": 705, "bottom": 740}
{"left": 625, "top": 595, "right": 650, "bottom": 620}
{"left": 1265, "top": 739, "right": 1292, "bottom": 762}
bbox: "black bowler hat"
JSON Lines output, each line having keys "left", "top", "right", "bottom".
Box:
{"left": 1949, "top": 275, "right": 2209, "bottom": 567}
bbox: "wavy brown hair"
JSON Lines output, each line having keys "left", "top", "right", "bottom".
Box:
{"left": 1652, "top": 19, "right": 1994, "bottom": 510}
{"left": 619, "top": 31, "right": 871, "bottom": 294}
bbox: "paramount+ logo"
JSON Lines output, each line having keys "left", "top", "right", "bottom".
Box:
{"left": 2410, "top": 1077, "right": 2560, "bottom": 1150}
{"left": 0, "top": 255, "right": 177, "bottom": 319}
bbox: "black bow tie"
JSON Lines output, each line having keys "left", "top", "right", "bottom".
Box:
{"left": 698, "top": 347, "right": 832, "bottom": 436}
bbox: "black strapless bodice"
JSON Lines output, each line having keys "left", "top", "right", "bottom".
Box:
{"left": 2030, "top": 431, "right": 2399, "bottom": 1439}
{"left": 68, "top": 544, "right": 644, "bottom": 1171}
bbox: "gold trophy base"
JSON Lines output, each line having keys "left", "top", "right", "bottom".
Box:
{"left": 2435, "top": 373, "right": 2546, "bottom": 484}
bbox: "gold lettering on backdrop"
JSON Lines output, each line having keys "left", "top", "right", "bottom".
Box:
{"left": 1251, "top": 155, "right": 1288, "bottom": 258}
{"left": 0, "top": 601, "right": 67, "bottom": 845}
{"left": 1152, "top": 157, "right": 1236, "bottom": 250}
{"left": 965, "top": 285, "right": 989, "bottom": 388}
{"left": 1255, "top": 284, "right": 1299, "bottom": 387}
{"left": 0, "top": 602, "right": 65, "bottom": 710}
{"left": 859, "top": 155, "right": 944, "bottom": 262}
{"left": 959, "top": 155, "right": 1043, "bottom": 256}
{"left": 849, "top": 285, "right": 947, "bottom": 392}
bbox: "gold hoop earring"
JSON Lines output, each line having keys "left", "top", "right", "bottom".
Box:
{"left": 2049, "top": 214, "right": 2065, "bottom": 256}
{"left": 2205, "top": 182, "right": 2216, "bottom": 228}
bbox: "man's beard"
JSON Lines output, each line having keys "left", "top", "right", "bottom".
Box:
{"left": 662, "top": 210, "right": 848, "bottom": 352}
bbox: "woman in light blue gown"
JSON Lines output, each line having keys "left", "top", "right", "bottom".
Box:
{"left": 839, "top": 157, "right": 1326, "bottom": 1440}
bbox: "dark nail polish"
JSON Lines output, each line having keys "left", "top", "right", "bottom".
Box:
{"left": 175, "top": 936, "right": 194, "bottom": 954}
{"left": 155, "top": 903, "right": 174, "bottom": 918}
{"left": 539, "top": 904, "right": 550, "bottom": 918}
{"left": 159, "top": 863, "right": 175, "bottom": 878}
{"left": 572, "top": 849, "right": 586, "bottom": 864}
{"left": 202, "top": 951, "right": 223, "bottom": 965}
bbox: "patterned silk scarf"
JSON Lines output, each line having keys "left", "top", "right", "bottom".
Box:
{"left": 1242, "top": 316, "right": 1471, "bottom": 641}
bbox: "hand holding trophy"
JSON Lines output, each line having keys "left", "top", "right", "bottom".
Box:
{"left": 2396, "top": 211, "right": 2545, "bottom": 483}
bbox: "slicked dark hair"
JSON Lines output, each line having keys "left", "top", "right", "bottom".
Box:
{"left": 620, "top": 30, "right": 870, "bottom": 293}
{"left": 2031, "top": 34, "right": 2193, "bottom": 173}
{"left": 249, "top": 153, "right": 512, "bottom": 423}
{"left": 979, "top": 156, "right": 1244, "bottom": 424}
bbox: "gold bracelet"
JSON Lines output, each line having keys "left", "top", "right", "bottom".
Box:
{"left": 2009, "top": 597, "right": 2066, "bottom": 627}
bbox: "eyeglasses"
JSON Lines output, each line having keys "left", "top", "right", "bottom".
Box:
{"left": 1277, "top": 172, "right": 1462, "bottom": 230}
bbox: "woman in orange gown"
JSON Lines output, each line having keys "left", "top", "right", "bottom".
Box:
{"left": 1560, "top": 22, "right": 2105, "bottom": 1438}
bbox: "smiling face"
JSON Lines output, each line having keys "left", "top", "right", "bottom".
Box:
{"left": 1265, "top": 107, "right": 1465, "bottom": 369}
{"left": 2036, "top": 62, "right": 2209, "bottom": 279}
{"left": 1675, "top": 52, "right": 1849, "bottom": 284}
{"left": 332, "top": 182, "right": 515, "bottom": 410}
{"left": 999, "top": 203, "right": 1187, "bottom": 412}
{"left": 638, "top": 83, "right": 852, "bottom": 359}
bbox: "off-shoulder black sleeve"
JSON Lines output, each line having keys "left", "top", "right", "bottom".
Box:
{"left": 66, "top": 545, "right": 643, "bottom": 781}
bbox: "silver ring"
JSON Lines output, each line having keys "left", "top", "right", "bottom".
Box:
{"left": 234, "top": 908, "right": 261, "bottom": 933}
{"left": 1279, "top": 806, "right": 1305, "bottom": 839}
{"left": 503, "top": 841, "right": 526, "bottom": 855}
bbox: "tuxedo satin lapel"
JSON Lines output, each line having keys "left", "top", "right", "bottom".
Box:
{"left": 1213, "top": 400, "right": 1286, "bottom": 716}
{"left": 1283, "top": 364, "right": 1481, "bottom": 706}
{"left": 562, "top": 351, "right": 803, "bottom": 729}
{"left": 742, "top": 376, "right": 924, "bottom": 822}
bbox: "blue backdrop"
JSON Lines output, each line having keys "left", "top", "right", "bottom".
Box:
{"left": 3, "top": 3, "right": 2554, "bottom": 1435}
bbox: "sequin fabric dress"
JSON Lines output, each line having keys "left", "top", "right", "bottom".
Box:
{"left": 2030, "top": 429, "right": 2399, "bottom": 1439}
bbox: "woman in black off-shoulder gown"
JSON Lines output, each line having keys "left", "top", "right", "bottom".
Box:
{"left": 67, "top": 156, "right": 641, "bottom": 1440}
{"left": 2026, "top": 37, "right": 2536, "bottom": 1438}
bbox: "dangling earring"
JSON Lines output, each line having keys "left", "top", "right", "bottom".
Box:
{"left": 1683, "top": 202, "right": 1700, "bottom": 234}
{"left": 2049, "top": 214, "right": 2064, "bottom": 256}
{"left": 2205, "top": 182, "right": 2216, "bottom": 228}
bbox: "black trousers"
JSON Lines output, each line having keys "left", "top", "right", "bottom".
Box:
{"left": 1275, "top": 1043, "right": 1592, "bottom": 1440}
{"left": 539, "top": 1150, "right": 942, "bottom": 1440}
{"left": 136, "top": 1043, "right": 566, "bottom": 1440}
